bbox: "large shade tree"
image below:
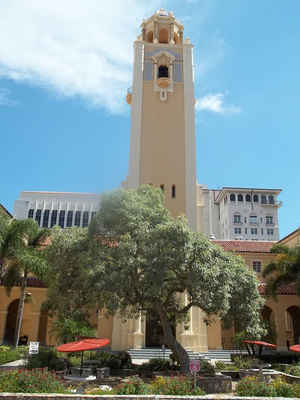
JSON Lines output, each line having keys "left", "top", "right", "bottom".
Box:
{"left": 44, "top": 227, "right": 98, "bottom": 343}
{"left": 89, "top": 185, "right": 265, "bottom": 371}
{"left": 0, "top": 216, "right": 48, "bottom": 346}
{"left": 263, "top": 244, "right": 300, "bottom": 296}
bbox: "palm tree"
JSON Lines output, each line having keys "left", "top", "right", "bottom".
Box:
{"left": 263, "top": 244, "right": 300, "bottom": 296}
{"left": 0, "top": 216, "right": 49, "bottom": 347}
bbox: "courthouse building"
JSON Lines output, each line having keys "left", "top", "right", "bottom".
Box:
{"left": 1, "top": 10, "right": 299, "bottom": 351}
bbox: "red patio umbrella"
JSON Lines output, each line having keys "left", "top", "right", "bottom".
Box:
{"left": 289, "top": 344, "right": 300, "bottom": 353}
{"left": 244, "top": 340, "right": 276, "bottom": 356}
{"left": 57, "top": 338, "right": 110, "bottom": 374}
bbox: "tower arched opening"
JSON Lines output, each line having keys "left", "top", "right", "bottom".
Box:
{"left": 3, "top": 299, "right": 19, "bottom": 344}
{"left": 146, "top": 31, "right": 153, "bottom": 43}
{"left": 159, "top": 28, "right": 169, "bottom": 44}
{"left": 261, "top": 305, "right": 276, "bottom": 343}
{"left": 158, "top": 65, "right": 169, "bottom": 78}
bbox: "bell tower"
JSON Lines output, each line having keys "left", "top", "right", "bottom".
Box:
{"left": 127, "top": 9, "right": 197, "bottom": 230}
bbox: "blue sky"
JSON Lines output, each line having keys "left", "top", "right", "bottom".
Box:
{"left": 1, "top": 0, "right": 299, "bottom": 239}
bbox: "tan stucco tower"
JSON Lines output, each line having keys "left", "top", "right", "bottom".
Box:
{"left": 126, "top": 9, "right": 197, "bottom": 230}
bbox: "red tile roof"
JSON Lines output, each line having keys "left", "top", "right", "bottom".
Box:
{"left": 213, "top": 240, "right": 276, "bottom": 253}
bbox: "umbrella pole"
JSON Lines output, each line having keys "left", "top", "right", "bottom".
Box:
{"left": 80, "top": 351, "right": 83, "bottom": 376}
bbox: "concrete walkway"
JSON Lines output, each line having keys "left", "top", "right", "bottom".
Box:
{"left": 0, "top": 359, "right": 26, "bottom": 367}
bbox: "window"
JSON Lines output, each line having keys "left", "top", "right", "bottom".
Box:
{"left": 28, "top": 209, "right": 34, "bottom": 218}
{"left": 82, "top": 211, "right": 89, "bottom": 227}
{"left": 266, "top": 216, "right": 273, "bottom": 225}
{"left": 234, "top": 228, "right": 241, "bottom": 235}
{"left": 267, "top": 228, "right": 274, "bottom": 235}
{"left": 253, "top": 194, "right": 258, "bottom": 202}
{"left": 42, "top": 210, "right": 50, "bottom": 228}
{"left": 249, "top": 215, "right": 257, "bottom": 224}
{"left": 253, "top": 261, "right": 261, "bottom": 273}
{"left": 66, "top": 211, "right": 73, "bottom": 227}
{"left": 50, "top": 210, "right": 58, "bottom": 227}
{"left": 244, "top": 217, "right": 247, "bottom": 223}
{"left": 269, "top": 195, "right": 274, "bottom": 204}
{"left": 158, "top": 65, "right": 169, "bottom": 78}
{"left": 251, "top": 228, "right": 258, "bottom": 235}
{"left": 261, "top": 195, "right": 267, "bottom": 204}
{"left": 246, "top": 194, "right": 251, "bottom": 202}
{"left": 233, "top": 214, "right": 241, "bottom": 224}
{"left": 58, "top": 210, "right": 65, "bottom": 228}
{"left": 172, "top": 185, "right": 176, "bottom": 198}
{"left": 245, "top": 228, "right": 247, "bottom": 234}
{"left": 238, "top": 194, "right": 243, "bottom": 202}
{"left": 230, "top": 194, "right": 236, "bottom": 202}
{"left": 35, "top": 209, "right": 42, "bottom": 226}
{"left": 261, "top": 228, "right": 264, "bottom": 235}
{"left": 74, "top": 211, "right": 81, "bottom": 227}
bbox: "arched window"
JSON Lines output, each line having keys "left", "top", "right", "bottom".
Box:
{"left": 146, "top": 31, "right": 153, "bottom": 43}
{"left": 246, "top": 194, "right": 251, "bottom": 202}
{"left": 158, "top": 65, "right": 169, "bottom": 78}
{"left": 269, "top": 195, "right": 274, "bottom": 204}
{"left": 253, "top": 194, "right": 258, "bottom": 202}
{"left": 172, "top": 185, "right": 176, "bottom": 198}
{"left": 159, "top": 28, "right": 169, "bottom": 43}
{"left": 233, "top": 214, "right": 241, "bottom": 224}
{"left": 261, "top": 195, "right": 267, "bottom": 204}
{"left": 238, "top": 194, "right": 243, "bottom": 202}
{"left": 230, "top": 194, "right": 236, "bottom": 202}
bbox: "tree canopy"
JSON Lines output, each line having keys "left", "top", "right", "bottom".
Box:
{"left": 0, "top": 217, "right": 49, "bottom": 346}
{"left": 263, "top": 243, "right": 300, "bottom": 297}
{"left": 89, "top": 185, "right": 265, "bottom": 370}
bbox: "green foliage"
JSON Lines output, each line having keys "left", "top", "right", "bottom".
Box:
{"left": 231, "top": 355, "right": 261, "bottom": 369}
{"left": 272, "top": 363, "right": 300, "bottom": 377}
{"left": 115, "top": 377, "right": 150, "bottom": 395}
{"left": 139, "top": 358, "right": 170, "bottom": 371}
{"left": 263, "top": 244, "right": 300, "bottom": 297}
{"left": 215, "top": 361, "right": 227, "bottom": 371}
{"left": 236, "top": 376, "right": 276, "bottom": 397}
{"left": 150, "top": 375, "right": 205, "bottom": 395}
{"left": 199, "top": 359, "right": 215, "bottom": 375}
{"left": 88, "top": 351, "right": 131, "bottom": 369}
{"left": 89, "top": 185, "right": 265, "bottom": 368}
{"left": 26, "top": 347, "right": 66, "bottom": 371}
{"left": 0, "top": 346, "right": 27, "bottom": 365}
{"left": 51, "top": 316, "right": 95, "bottom": 344}
{"left": 0, "top": 368, "right": 67, "bottom": 393}
{"left": 44, "top": 227, "right": 99, "bottom": 339}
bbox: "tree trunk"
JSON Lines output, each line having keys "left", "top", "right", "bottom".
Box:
{"left": 155, "top": 305, "right": 190, "bottom": 373}
{"left": 14, "top": 272, "right": 27, "bottom": 347}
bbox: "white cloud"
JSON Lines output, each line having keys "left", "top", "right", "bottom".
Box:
{"left": 0, "top": 0, "right": 160, "bottom": 113}
{"left": 0, "top": 88, "right": 16, "bottom": 106}
{"left": 195, "top": 93, "right": 241, "bottom": 115}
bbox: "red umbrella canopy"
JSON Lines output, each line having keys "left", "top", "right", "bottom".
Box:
{"left": 57, "top": 338, "right": 110, "bottom": 353}
{"left": 244, "top": 340, "right": 276, "bottom": 349}
{"left": 290, "top": 345, "right": 300, "bottom": 353}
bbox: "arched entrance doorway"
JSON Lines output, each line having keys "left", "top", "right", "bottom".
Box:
{"left": 146, "top": 312, "right": 175, "bottom": 347}
{"left": 38, "top": 308, "right": 48, "bottom": 345}
{"left": 261, "top": 305, "right": 276, "bottom": 343}
{"left": 287, "top": 306, "right": 300, "bottom": 344}
{"left": 3, "top": 299, "right": 19, "bottom": 344}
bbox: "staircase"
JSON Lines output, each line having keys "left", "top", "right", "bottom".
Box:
{"left": 128, "top": 348, "right": 246, "bottom": 362}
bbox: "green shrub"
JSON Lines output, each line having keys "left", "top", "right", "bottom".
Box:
{"left": 236, "top": 376, "right": 298, "bottom": 397}
{"left": 115, "top": 377, "right": 150, "bottom": 394}
{"left": 0, "top": 369, "right": 67, "bottom": 393}
{"left": 287, "top": 364, "right": 300, "bottom": 376}
{"left": 26, "top": 347, "right": 66, "bottom": 371}
{"left": 139, "top": 358, "right": 170, "bottom": 371}
{"left": 0, "top": 346, "right": 26, "bottom": 365}
{"left": 199, "top": 359, "right": 215, "bottom": 375}
{"left": 215, "top": 361, "right": 227, "bottom": 370}
{"left": 150, "top": 375, "right": 205, "bottom": 395}
{"left": 236, "top": 376, "right": 276, "bottom": 397}
{"left": 88, "top": 351, "right": 131, "bottom": 369}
